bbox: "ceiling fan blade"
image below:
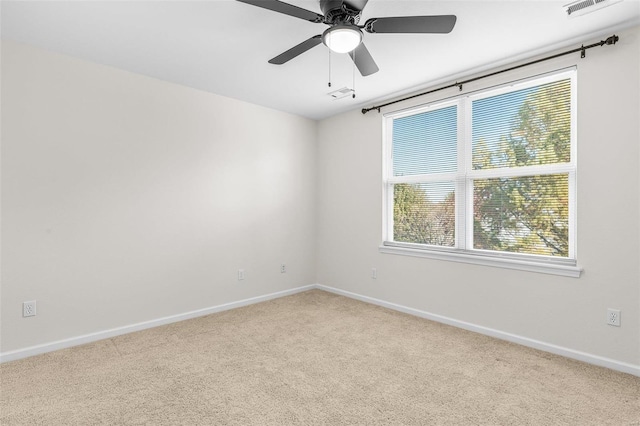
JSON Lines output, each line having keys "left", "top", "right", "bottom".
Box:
{"left": 348, "top": 43, "right": 379, "bottom": 76}
{"left": 364, "top": 15, "right": 457, "bottom": 34}
{"left": 236, "top": 0, "right": 324, "bottom": 23}
{"left": 269, "top": 35, "right": 323, "bottom": 65}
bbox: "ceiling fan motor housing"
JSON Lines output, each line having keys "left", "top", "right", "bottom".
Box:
{"left": 320, "top": 0, "right": 364, "bottom": 24}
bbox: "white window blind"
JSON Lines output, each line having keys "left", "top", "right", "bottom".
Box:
{"left": 393, "top": 105, "right": 457, "bottom": 176}
{"left": 383, "top": 70, "right": 578, "bottom": 273}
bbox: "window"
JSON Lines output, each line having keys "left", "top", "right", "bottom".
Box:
{"left": 382, "top": 70, "right": 581, "bottom": 277}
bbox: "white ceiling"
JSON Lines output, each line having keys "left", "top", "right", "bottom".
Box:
{"left": 2, "top": 0, "right": 639, "bottom": 120}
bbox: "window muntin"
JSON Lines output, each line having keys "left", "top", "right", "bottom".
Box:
{"left": 384, "top": 70, "right": 577, "bottom": 264}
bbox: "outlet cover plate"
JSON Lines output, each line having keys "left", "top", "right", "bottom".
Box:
{"left": 23, "top": 300, "right": 36, "bottom": 317}
{"left": 607, "top": 308, "right": 621, "bottom": 326}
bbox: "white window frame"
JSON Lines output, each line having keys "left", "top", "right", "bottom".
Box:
{"left": 380, "top": 69, "right": 582, "bottom": 277}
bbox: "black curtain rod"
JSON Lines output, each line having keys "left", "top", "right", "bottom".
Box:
{"left": 361, "top": 34, "right": 619, "bottom": 115}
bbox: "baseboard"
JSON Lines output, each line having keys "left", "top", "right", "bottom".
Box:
{"left": 0, "top": 284, "right": 315, "bottom": 363}
{"left": 4, "top": 283, "right": 638, "bottom": 377}
{"left": 316, "top": 284, "right": 640, "bottom": 377}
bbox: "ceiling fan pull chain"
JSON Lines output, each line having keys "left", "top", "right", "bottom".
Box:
{"left": 328, "top": 49, "right": 332, "bottom": 87}
{"left": 352, "top": 48, "right": 356, "bottom": 99}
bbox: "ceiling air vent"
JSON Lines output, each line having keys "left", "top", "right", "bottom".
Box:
{"left": 565, "top": 0, "right": 623, "bottom": 18}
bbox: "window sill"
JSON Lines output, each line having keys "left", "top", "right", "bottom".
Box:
{"left": 379, "top": 244, "right": 582, "bottom": 278}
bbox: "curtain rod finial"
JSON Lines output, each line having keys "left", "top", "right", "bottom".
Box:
{"left": 605, "top": 35, "right": 619, "bottom": 45}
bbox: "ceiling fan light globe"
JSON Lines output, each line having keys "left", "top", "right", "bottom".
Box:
{"left": 323, "top": 26, "right": 363, "bottom": 53}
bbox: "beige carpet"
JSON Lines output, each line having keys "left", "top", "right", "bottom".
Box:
{"left": 1, "top": 289, "right": 639, "bottom": 425}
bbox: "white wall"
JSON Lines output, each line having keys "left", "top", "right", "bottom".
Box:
{"left": 1, "top": 40, "right": 317, "bottom": 353}
{"left": 317, "top": 27, "right": 640, "bottom": 368}
{"left": 3, "top": 27, "right": 639, "bottom": 372}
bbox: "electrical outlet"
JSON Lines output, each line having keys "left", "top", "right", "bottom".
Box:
{"left": 607, "top": 308, "right": 621, "bottom": 327}
{"left": 23, "top": 301, "right": 36, "bottom": 317}
{"left": 371, "top": 268, "right": 377, "bottom": 279}
{"left": 238, "top": 269, "right": 245, "bottom": 281}
{"left": 280, "top": 264, "right": 286, "bottom": 273}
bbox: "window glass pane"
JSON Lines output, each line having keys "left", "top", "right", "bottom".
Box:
{"left": 393, "top": 182, "right": 455, "bottom": 247}
{"left": 472, "top": 79, "right": 571, "bottom": 170}
{"left": 473, "top": 174, "right": 569, "bottom": 257}
{"left": 393, "top": 105, "right": 457, "bottom": 176}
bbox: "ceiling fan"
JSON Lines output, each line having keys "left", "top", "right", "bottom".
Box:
{"left": 236, "top": 0, "right": 457, "bottom": 76}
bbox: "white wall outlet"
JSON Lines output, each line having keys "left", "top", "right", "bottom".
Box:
{"left": 238, "top": 269, "right": 245, "bottom": 281}
{"left": 371, "top": 268, "right": 377, "bottom": 279}
{"left": 23, "top": 300, "right": 37, "bottom": 317}
{"left": 607, "top": 308, "right": 621, "bottom": 326}
{"left": 280, "top": 264, "right": 286, "bottom": 273}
